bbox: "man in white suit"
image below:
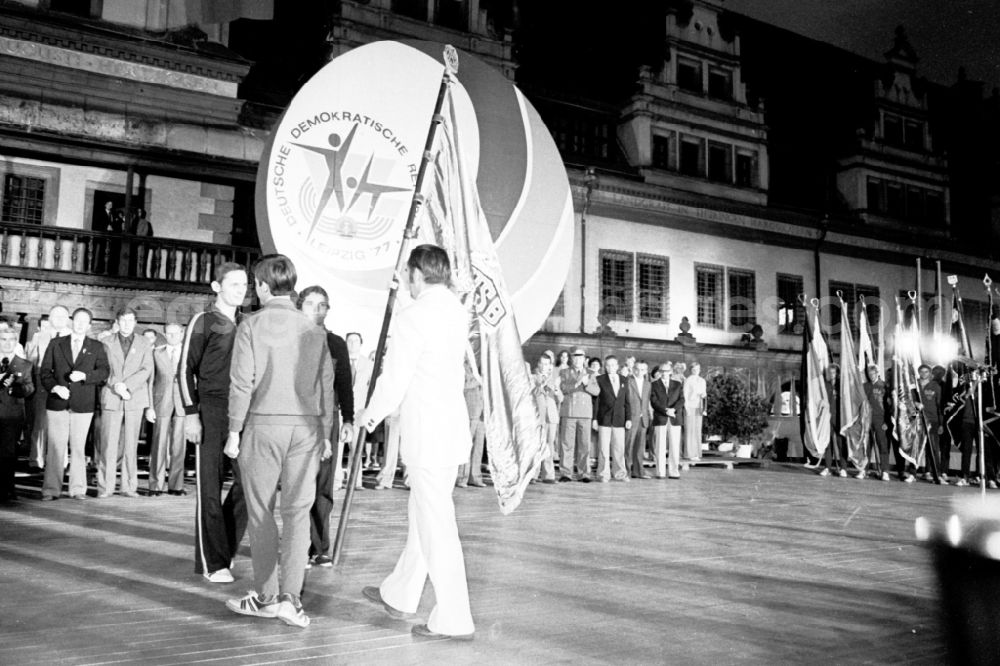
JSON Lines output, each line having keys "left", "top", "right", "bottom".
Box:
{"left": 98, "top": 307, "right": 154, "bottom": 498}
{"left": 148, "top": 323, "right": 187, "bottom": 496}
{"left": 360, "top": 244, "right": 475, "bottom": 640}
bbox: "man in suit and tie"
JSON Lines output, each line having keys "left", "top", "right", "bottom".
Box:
{"left": 559, "top": 348, "right": 600, "bottom": 482}
{"left": 625, "top": 360, "right": 652, "bottom": 479}
{"left": 98, "top": 307, "right": 154, "bottom": 498}
{"left": 40, "top": 307, "right": 110, "bottom": 500}
{"left": 0, "top": 327, "right": 34, "bottom": 501}
{"left": 532, "top": 351, "right": 562, "bottom": 483}
{"left": 594, "top": 355, "right": 632, "bottom": 482}
{"left": 26, "top": 305, "right": 72, "bottom": 470}
{"left": 339, "top": 332, "right": 370, "bottom": 490}
{"left": 148, "top": 323, "right": 188, "bottom": 496}
{"left": 360, "top": 244, "right": 476, "bottom": 640}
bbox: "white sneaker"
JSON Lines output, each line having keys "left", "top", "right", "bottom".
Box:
{"left": 226, "top": 591, "right": 278, "bottom": 618}
{"left": 855, "top": 470, "right": 865, "bottom": 479}
{"left": 276, "top": 595, "right": 310, "bottom": 628}
{"left": 955, "top": 478, "right": 969, "bottom": 487}
{"left": 838, "top": 469, "right": 848, "bottom": 478}
{"left": 881, "top": 472, "right": 890, "bottom": 481}
{"left": 819, "top": 468, "right": 831, "bottom": 477}
{"left": 204, "top": 568, "right": 235, "bottom": 584}
{"left": 904, "top": 474, "right": 916, "bottom": 483}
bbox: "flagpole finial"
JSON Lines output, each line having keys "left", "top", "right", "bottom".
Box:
{"left": 836, "top": 290, "right": 844, "bottom": 300}
{"left": 907, "top": 290, "right": 917, "bottom": 301}
{"left": 797, "top": 293, "right": 807, "bottom": 306}
{"left": 443, "top": 45, "right": 459, "bottom": 75}
{"left": 947, "top": 274, "right": 959, "bottom": 287}
{"left": 985, "top": 274, "right": 993, "bottom": 288}
{"left": 810, "top": 297, "right": 820, "bottom": 308}
{"left": 859, "top": 294, "right": 866, "bottom": 305}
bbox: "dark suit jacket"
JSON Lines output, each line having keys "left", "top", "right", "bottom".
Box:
{"left": 0, "top": 356, "right": 34, "bottom": 421}
{"left": 595, "top": 374, "right": 631, "bottom": 428}
{"left": 40, "top": 335, "right": 110, "bottom": 413}
{"left": 626, "top": 374, "right": 652, "bottom": 427}
{"left": 665, "top": 377, "right": 685, "bottom": 427}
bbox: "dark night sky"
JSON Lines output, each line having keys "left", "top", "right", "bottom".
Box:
{"left": 727, "top": 0, "right": 1000, "bottom": 92}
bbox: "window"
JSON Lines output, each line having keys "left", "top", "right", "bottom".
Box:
{"left": 696, "top": 264, "right": 724, "bottom": 329}
{"left": 866, "top": 177, "right": 883, "bottom": 213}
{"left": 436, "top": 0, "right": 467, "bottom": 30}
{"left": 677, "top": 58, "right": 702, "bottom": 93}
{"left": 728, "top": 269, "right": 756, "bottom": 328}
{"left": 777, "top": 274, "right": 805, "bottom": 335}
{"left": 884, "top": 114, "right": 903, "bottom": 147}
{"left": 2, "top": 174, "right": 45, "bottom": 225}
{"left": 829, "top": 281, "right": 880, "bottom": 340}
{"left": 735, "top": 151, "right": 756, "bottom": 188}
{"left": 652, "top": 133, "right": 673, "bottom": 170}
{"left": 906, "top": 186, "right": 924, "bottom": 221}
{"left": 600, "top": 251, "right": 633, "bottom": 321}
{"left": 925, "top": 191, "right": 944, "bottom": 224}
{"left": 707, "top": 142, "right": 731, "bottom": 183}
{"left": 551, "top": 113, "right": 612, "bottom": 161}
{"left": 904, "top": 119, "right": 924, "bottom": 151}
{"left": 679, "top": 138, "right": 702, "bottom": 177}
{"left": 964, "top": 300, "right": 991, "bottom": 345}
{"left": 708, "top": 68, "right": 732, "bottom": 99}
{"left": 392, "top": 0, "right": 427, "bottom": 20}
{"left": 48, "top": 0, "right": 92, "bottom": 17}
{"left": 886, "top": 183, "right": 904, "bottom": 218}
{"left": 637, "top": 254, "right": 669, "bottom": 323}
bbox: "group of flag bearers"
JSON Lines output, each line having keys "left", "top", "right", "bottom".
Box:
{"left": 801, "top": 268, "right": 1000, "bottom": 489}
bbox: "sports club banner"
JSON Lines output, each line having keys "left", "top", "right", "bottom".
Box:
{"left": 255, "top": 40, "right": 574, "bottom": 342}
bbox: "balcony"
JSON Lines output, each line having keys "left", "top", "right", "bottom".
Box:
{"left": 0, "top": 221, "right": 260, "bottom": 291}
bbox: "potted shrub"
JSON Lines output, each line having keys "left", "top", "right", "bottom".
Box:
{"left": 703, "top": 373, "right": 770, "bottom": 457}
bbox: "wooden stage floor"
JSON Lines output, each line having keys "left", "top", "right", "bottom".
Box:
{"left": 0, "top": 464, "right": 966, "bottom": 665}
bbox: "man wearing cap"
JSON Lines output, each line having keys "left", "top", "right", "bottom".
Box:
{"left": 558, "top": 348, "right": 599, "bottom": 482}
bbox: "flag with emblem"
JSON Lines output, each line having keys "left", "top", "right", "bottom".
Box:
{"left": 419, "top": 76, "right": 543, "bottom": 514}
{"left": 800, "top": 298, "right": 830, "bottom": 458}
{"left": 838, "top": 294, "right": 871, "bottom": 470}
{"left": 893, "top": 299, "right": 926, "bottom": 466}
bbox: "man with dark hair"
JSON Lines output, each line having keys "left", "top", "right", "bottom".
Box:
{"left": 595, "top": 355, "right": 632, "bottom": 482}
{"left": 0, "top": 326, "right": 33, "bottom": 501}
{"left": 98, "top": 307, "right": 154, "bottom": 498}
{"left": 297, "top": 285, "right": 354, "bottom": 569}
{"left": 40, "top": 307, "right": 109, "bottom": 500}
{"left": 149, "top": 323, "right": 188, "bottom": 496}
{"left": 918, "top": 363, "right": 947, "bottom": 483}
{"left": 180, "top": 261, "right": 248, "bottom": 583}
{"left": 360, "top": 244, "right": 475, "bottom": 640}
{"left": 224, "top": 255, "right": 335, "bottom": 628}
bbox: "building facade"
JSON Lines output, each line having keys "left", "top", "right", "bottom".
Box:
{"left": 2, "top": 0, "right": 999, "bottom": 449}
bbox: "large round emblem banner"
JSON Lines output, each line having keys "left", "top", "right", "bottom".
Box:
{"left": 256, "top": 40, "right": 573, "bottom": 342}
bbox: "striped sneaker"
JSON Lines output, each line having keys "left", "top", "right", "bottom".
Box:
{"left": 226, "top": 591, "right": 279, "bottom": 618}
{"left": 276, "top": 594, "right": 310, "bottom": 628}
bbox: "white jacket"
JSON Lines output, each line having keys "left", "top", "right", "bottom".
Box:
{"left": 365, "top": 284, "right": 472, "bottom": 468}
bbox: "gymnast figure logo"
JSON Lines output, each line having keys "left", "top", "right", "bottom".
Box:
{"left": 292, "top": 123, "right": 410, "bottom": 242}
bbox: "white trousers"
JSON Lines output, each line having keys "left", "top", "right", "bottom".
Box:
{"left": 379, "top": 465, "right": 474, "bottom": 636}
{"left": 597, "top": 426, "right": 627, "bottom": 481}
{"left": 653, "top": 425, "right": 682, "bottom": 477}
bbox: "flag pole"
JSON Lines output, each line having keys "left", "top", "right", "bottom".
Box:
{"left": 909, "top": 290, "right": 941, "bottom": 484}
{"left": 332, "top": 45, "right": 459, "bottom": 566}
{"left": 980, "top": 274, "right": 993, "bottom": 499}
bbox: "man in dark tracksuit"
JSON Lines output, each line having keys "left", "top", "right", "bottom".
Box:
{"left": 180, "top": 262, "right": 249, "bottom": 582}
{"left": 296, "top": 285, "right": 354, "bottom": 569}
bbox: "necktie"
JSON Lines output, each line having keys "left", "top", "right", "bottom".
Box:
{"left": 612, "top": 376, "right": 619, "bottom": 394}
{"left": 72, "top": 338, "right": 82, "bottom": 362}
{"left": 351, "top": 359, "right": 357, "bottom": 386}
{"left": 170, "top": 345, "right": 179, "bottom": 370}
